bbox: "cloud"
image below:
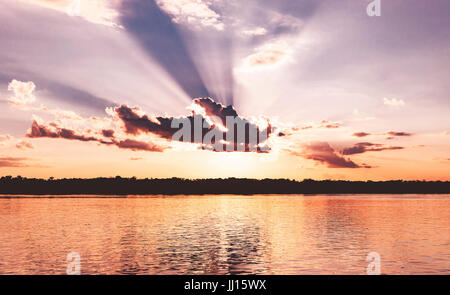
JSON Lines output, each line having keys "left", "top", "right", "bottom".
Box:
{"left": 321, "top": 121, "right": 340, "bottom": 129}
{"left": 0, "top": 157, "right": 30, "bottom": 168}
{"left": 295, "top": 142, "right": 369, "bottom": 169}
{"left": 27, "top": 121, "right": 99, "bottom": 142}
{"left": 386, "top": 131, "right": 412, "bottom": 137}
{"left": 192, "top": 97, "right": 238, "bottom": 124}
{"left": 7, "top": 80, "right": 36, "bottom": 106}
{"left": 155, "top": 0, "right": 224, "bottom": 30}
{"left": 353, "top": 132, "right": 371, "bottom": 138}
{"left": 6, "top": 78, "right": 114, "bottom": 125}
{"left": 0, "top": 134, "right": 12, "bottom": 142}
{"left": 16, "top": 141, "right": 34, "bottom": 150}
{"left": 1, "top": 135, "right": 34, "bottom": 150}
{"left": 114, "top": 105, "right": 185, "bottom": 140}
{"left": 0, "top": 134, "right": 13, "bottom": 148}
{"left": 102, "top": 129, "right": 115, "bottom": 138}
{"left": 247, "top": 49, "right": 287, "bottom": 67}
{"left": 130, "top": 157, "right": 143, "bottom": 161}
{"left": 115, "top": 139, "right": 164, "bottom": 152}
{"left": 22, "top": 0, "right": 123, "bottom": 27}
{"left": 26, "top": 121, "right": 166, "bottom": 152}
{"left": 242, "top": 27, "right": 268, "bottom": 37}
{"left": 342, "top": 142, "right": 404, "bottom": 155}
{"left": 23, "top": 96, "right": 272, "bottom": 153}
{"left": 240, "top": 39, "right": 292, "bottom": 69}
{"left": 383, "top": 97, "right": 405, "bottom": 107}
{"left": 301, "top": 120, "right": 341, "bottom": 130}
{"left": 115, "top": 98, "right": 273, "bottom": 152}
{"left": 352, "top": 131, "right": 411, "bottom": 138}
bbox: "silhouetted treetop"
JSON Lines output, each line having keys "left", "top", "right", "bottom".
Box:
{"left": 0, "top": 176, "right": 449, "bottom": 195}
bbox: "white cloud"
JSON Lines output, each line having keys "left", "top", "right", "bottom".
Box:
{"left": 237, "top": 39, "right": 293, "bottom": 72}
{"left": 241, "top": 27, "right": 267, "bottom": 37}
{"left": 8, "top": 80, "right": 36, "bottom": 106}
{"left": 156, "top": 0, "right": 224, "bottom": 31}
{"left": 383, "top": 97, "right": 405, "bottom": 107}
{"left": 21, "top": 0, "right": 123, "bottom": 27}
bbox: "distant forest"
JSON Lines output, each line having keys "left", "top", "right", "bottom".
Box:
{"left": 0, "top": 176, "right": 449, "bottom": 195}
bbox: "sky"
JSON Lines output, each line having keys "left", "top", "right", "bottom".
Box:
{"left": 0, "top": 0, "right": 449, "bottom": 181}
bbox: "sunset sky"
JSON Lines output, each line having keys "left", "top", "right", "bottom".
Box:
{"left": 0, "top": 0, "right": 449, "bottom": 180}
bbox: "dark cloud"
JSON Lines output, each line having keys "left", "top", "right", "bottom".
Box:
{"left": 353, "top": 131, "right": 411, "bottom": 139}
{"left": 28, "top": 121, "right": 99, "bottom": 142}
{"left": 115, "top": 98, "right": 272, "bottom": 152}
{"left": 322, "top": 121, "right": 340, "bottom": 129}
{"left": 386, "top": 131, "right": 413, "bottom": 137}
{"left": 342, "top": 142, "right": 404, "bottom": 155}
{"left": 26, "top": 121, "right": 166, "bottom": 153}
{"left": 0, "top": 157, "right": 30, "bottom": 168}
{"left": 297, "top": 142, "right": 369, "bottom": 169}
{"left": 114, "top": 105, "right": 178, "bottom": 138}
{"left": 115, "top": 139, "right": 164, "bottom": 152}
{"left": 353, "top": 132, "right": 371, "bottom": 138}
{"left": 194, "top": 98, "right": 238, "bottom": 124}
{"left": 24, "top": 97, "right": 272, "bottom": 153}
{"left": 102, "top": 129, "right": 115, "bottom": 138}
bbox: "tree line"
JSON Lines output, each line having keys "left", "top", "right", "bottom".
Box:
{"left": 0, "top": 176, "right": 449, "bottom": 195}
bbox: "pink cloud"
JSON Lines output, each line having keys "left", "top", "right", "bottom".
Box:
{"left": 386, "top": 131, "right": 413, "bottom": 137}
{"left": 26, "top": 120, "right": 167, "bottom": 153}
{"left": 0, "top": 157, "right": 30, "bottom": 168}
{"left": 353, "top": 132, "right": 371, "bottom": 138}
{"left": 293, "top": 142, "right": 370, "bottom": 169}
{"left": 341, "top": 142, "right": 404, "bottom": 155}
{"left": 16, "top": 141, "right": 34, "bottom": 150}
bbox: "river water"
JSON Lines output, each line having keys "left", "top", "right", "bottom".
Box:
{"left": 0, "top": 194, "right": 448, "bottom": 274}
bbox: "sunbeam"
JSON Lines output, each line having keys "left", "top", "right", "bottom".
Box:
{"left": 0, "top": 1, "right": 191, "bottom": 116}
{"left": 1, "top": 0, "right": 449, "bottom": 183}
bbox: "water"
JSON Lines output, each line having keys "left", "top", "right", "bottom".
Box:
{"left": 0, "top": 195, "right": 448, "bottom": 275}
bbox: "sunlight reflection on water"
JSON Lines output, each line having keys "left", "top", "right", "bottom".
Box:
{"left": 0, "top": 195, "right": 449, "bottom": 274}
